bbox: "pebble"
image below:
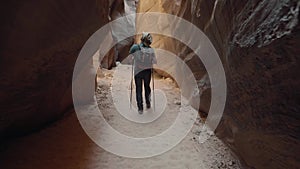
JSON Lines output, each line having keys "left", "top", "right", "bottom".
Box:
{"left": 174, "top": 100, "right": 181, "bottom": 105}
{"left": 194, "top": 131, "right": 201, "bottom": 136}
{"left": 228, "top": 160, "right": 234, "bottom": 166}
{"left": 165, "top": 77, "right": 173, "bottom": 82}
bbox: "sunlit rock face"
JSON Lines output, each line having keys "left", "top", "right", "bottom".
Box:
{"left": 0, "top": 0, "right": 110, "bottom": 137}
{"left": 138, "top": 0, "right": 300, "bottom": 168}
{"left": 100, "top": 0, "right": 137, "bottom": 69}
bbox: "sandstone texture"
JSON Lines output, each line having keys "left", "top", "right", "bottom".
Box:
{"left": 100, "top": 0, "right": 137, "bottom": 69}
{"left": 137, "top": 0, "right": 300, "bottom": 168}
{"left": 1, "top": 0, "right": 299, "bottom": 169}
{"left": 0, "top": 0, "right": 109, "bottom": 137}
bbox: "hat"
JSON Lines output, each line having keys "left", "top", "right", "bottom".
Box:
{"left": 140, "top": 32, "right": 152, "bottom": 45}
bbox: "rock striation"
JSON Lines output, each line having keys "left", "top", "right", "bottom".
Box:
{"left": 1, "top": 0, "right": 299, "bottom": 168}
{"left": 137, "top": 0, "right": 300, "bottom": 168}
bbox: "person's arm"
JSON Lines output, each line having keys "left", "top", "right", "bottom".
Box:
{"left": 129, "top": 44, "right": 136, "bottom": 54}
{"left": 129, "top": 44, "right": 138, "bottom": 64}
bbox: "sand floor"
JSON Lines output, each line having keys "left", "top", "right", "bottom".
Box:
{"left": 0, "top": 64, "right": 241, "bottom": 169}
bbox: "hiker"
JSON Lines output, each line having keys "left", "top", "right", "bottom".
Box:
{"left": 129, "top": 32, "right": 157, "bottom": 114}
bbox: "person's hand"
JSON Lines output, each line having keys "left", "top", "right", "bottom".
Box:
{"left": 128, "top": 54, "right": 133, "bottom": 64}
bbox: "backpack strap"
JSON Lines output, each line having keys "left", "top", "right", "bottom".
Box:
{"left": 139, "top": 43, "right": 152, "bottom": 50}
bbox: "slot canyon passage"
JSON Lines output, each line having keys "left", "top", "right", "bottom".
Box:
{"left": 0, "top": 0, "right": 299, "bottom": 169}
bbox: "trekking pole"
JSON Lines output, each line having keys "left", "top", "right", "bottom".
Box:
{"left": 130, "top": 59, "right": 134, "bottom": 109}
{"left": 152, "top": 67, "right": 155, "bottom": 112}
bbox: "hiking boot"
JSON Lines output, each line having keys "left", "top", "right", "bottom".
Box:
{"left": 146, "top": 95, "right": 151, "bottom": 109}
{"left": 146, "top": 103, "right": 151, "bottom": 109}
{"left": 138, "top": 105, "right": 143, "bottom": 114}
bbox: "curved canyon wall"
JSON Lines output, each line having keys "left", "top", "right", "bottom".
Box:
{"left": 0, "top": 0, "right": 299, "bottom": 169}
{"left": 100, "top": 0, "right": 137, "bottom": 69}
{"left": 137, "top": 0, "right": 300, "bottom": 169}
{"left": 0, "top": 0, "right": 109, "bottom": 137}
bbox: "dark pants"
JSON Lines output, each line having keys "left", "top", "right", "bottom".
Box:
{"left": 134, "top": 69, "right": 151, "bottom": 110}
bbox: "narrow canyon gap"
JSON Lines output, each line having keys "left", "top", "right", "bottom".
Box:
{"left": 0, "top": 0, "right": 299, "bottom": 169}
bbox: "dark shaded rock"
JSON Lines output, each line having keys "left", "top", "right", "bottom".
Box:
{"left": 1, "top": 0, "right": 299, "bottom": 169}
{"left": 0, "top": 0, "right": 109, "bottom": 138}
{"left": 101, "top": 45, "right": 117, "bottom": 69}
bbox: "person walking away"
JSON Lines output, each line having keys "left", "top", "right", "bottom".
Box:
{"left": 129, "top": 32, "right": 157, "bottom": 114}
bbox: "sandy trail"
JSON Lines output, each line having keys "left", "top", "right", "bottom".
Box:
{"left": 0, "top": 64, "right": 240, "bottom": 169}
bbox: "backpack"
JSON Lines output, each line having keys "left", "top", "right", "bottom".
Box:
{"left": 135, "top": 44, "right": 154, "bottom": 70}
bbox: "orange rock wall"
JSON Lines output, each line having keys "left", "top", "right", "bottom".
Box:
{"left": 1, "top": 0, "right": 299, "bottom": 168}
{"left": 137, "top": 0, "right": 300, "bottom": 168}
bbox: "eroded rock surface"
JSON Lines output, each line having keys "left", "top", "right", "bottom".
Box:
{"left": 137, "top": 0, "right": 300, "bottom": 168}
{"left": 0, "top": 0, "right": 110, "bottom": 137}
{"left": 100, "top": 0, "right": 137, "bottom": 69}
{"left": 1, "top": 0, "right": 299, "bottom": 169}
